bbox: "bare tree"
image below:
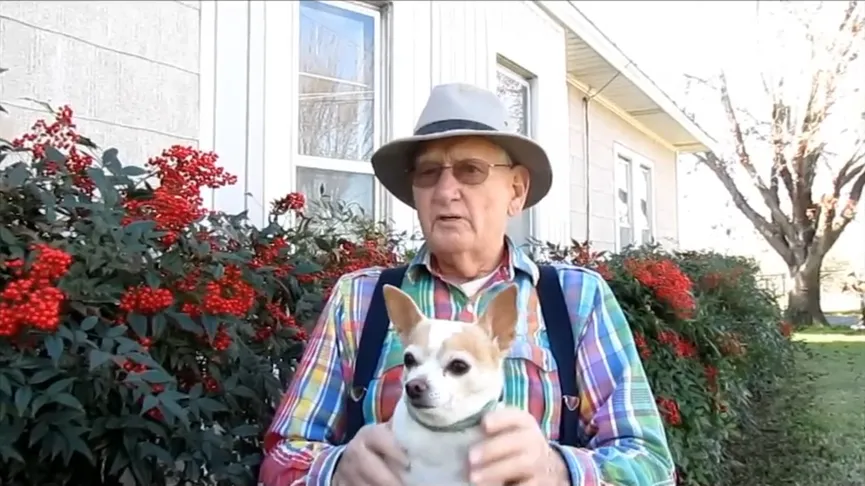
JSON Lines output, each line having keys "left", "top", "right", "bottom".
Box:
{"left": 689, "top": 1, "right": 865, "bottom": 326}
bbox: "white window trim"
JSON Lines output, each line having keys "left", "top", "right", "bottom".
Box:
{"left": 496, "top": 61, "right": 536, "bottom": 243}
{"left": 289, "top": 0, "right": 385, "bottom": 218}
{"left": 613, "top": 143, "right": 656, "bottom": 251}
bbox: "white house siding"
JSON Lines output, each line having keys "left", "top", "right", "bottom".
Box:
{"left": 567, "top": 83, "right": 679, "bottom": 252}
{"left": 0, "top": 1, "right": 200, "bottom": 167}
{"left": 206, "top": 0, "right": 571, "bottom": 245}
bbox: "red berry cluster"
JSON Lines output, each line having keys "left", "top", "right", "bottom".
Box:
{"left": 122, "top": 145, "right": 237, "bottom": 246}
{"left": 625, "top": 258, "right": 696, "bottom": 320}
{"left": 11, "top": 106, "right": 96, "bottom": 195}
{"left": 0, "top": 245, "right": 73, "bottom": 336}
{"left": 121, "top": 359, "right": 166, "bottom": 419}
{"left": 656, "top": 396, "right": 682, "bottom": 426}
{"left": 118, "top": 285, "right": 174, "bottom": 315}
{"left": 299, "top": 238, "right": 400, "bottom": 301}
{"left": 203, "top": 375, "right": 220, "bottom": 393}
{"left": 255, "top": 301, "right": 307, "bottom": 342}
{"left": 271, "top": 192, "right": 306, "bottom": 215}
{"left": 175, "top": 268, "right": 201, "bottom": 293}
{"left": 698, "top": 266, "right": 746, "bottom": 291}
{"left": 201, "top": 266, "right": 256, "bottom": 317}
{"left": 657, "top": 330, "right": 698, "bottom": 359}
{"left": 212, "top": 326, "right": 232, "bottom": 351}
{"left": 251, "top": 236, "right": 291, "bottom": 277}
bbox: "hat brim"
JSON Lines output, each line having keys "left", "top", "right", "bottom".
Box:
{"left": 371, "top": 130, "right": 553, "bottom": 210}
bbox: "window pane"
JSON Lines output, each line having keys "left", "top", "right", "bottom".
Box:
{"left": 636, "top": 166, "right": 653, "bottom": 244}
{"left": 497, "top": 67, "right": 532, "bottom": 249}
{"left": 495, "top": 70, "right": 529, "bottom": 136}
{"left": 296, "top": 167, "right": 374, "bottom": 216}
{"left": 298, "top": 1, "right": 375, "bottom": 162}
{"left": 620, "top": 226, "right": 633, "bottom": 249}
{"left": 615, "top": 157, "right": 632, "bottom": 241}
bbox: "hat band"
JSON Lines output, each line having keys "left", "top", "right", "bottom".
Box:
{"left": 414, "top": 119, "right": 497, "bottom": 136}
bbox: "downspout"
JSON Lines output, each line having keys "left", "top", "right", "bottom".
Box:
{"left": 582, "top": 96, "right": 591, "bottom": 241}
{"left": 579, "top": 69, "right": 626, "bottom": 242}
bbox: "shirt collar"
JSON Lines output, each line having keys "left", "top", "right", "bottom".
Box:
{"left": 406, "top": 237, "right": 539, "bottom": 285}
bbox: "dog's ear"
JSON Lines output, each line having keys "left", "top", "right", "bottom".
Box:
{"left": 478, "top": 284, "right": 519, "bottom": 352}
{"left": 383, "top": 285, "right": 425, "bottom": 340}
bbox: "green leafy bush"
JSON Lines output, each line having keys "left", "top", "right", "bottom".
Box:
{"left": 0, "top": 107, "right": 411, "bottom": 486}
{"left": 538, "top": 241, "right": 795, "bottom": 486}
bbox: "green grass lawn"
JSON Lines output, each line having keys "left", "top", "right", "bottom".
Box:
{"left": 724, "top": 328, "right": 864, "bottom": 486}
{"left": 793, "top": 329, "right": 865, "bottom": 486}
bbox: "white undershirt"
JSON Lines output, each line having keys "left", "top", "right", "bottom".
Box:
{"left": 456, "top": 270, "right": 498, "bottom": 298}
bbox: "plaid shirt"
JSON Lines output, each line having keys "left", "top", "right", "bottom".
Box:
{"left": 260, "top": 241, "right": 674, "bottom": 486}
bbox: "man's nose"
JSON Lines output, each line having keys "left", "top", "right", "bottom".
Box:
{"left": 430, "top": 168, "right": 461, "bottom": 201}
{"left": 404, "top": 378, "right": 429, "bottom": 400}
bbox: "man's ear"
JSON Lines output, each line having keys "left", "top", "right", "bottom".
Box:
{"left": 478, "top": 284, "right": 519, "bottom": 351}
{"left": 508, "top": 166, "right": 530, "bottom": 217}
{"left": 383, "top": 285, "right": 425, "bottom": 341}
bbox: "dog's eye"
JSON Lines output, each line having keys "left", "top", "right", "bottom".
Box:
{"left": 403, "top": 353, "right": 418, "bottom": 368}
{"left": 446, "top": 359, "right": 470, "bottom": 376}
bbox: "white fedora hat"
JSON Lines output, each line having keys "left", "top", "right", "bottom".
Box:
{"left": 371, "top": 82, "right": 552, "bottom": 209}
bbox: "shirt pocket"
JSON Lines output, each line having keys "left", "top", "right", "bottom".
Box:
{"left": 502, "top": 340, "right": 563, "bottom": 440}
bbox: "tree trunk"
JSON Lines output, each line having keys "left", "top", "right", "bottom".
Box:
{"left": 786, "top": 263, "right": 828, "bottom": 327}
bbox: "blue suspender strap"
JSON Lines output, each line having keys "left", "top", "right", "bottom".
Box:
{"left": 342, "top": 266, "right": 408, "bottom": 444}
{"left": 537, "top": 265, "right": 580, "bottom": 447}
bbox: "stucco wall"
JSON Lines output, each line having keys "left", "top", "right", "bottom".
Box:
{"left": 0, "top": 0, "right": 201, "bottom": 166}
{"left": 567, "top": 83, "right": 679, "bottom": 251}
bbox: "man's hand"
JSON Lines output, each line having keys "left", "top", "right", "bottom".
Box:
{"left": 468, "top": 408, "right": 569, "bottom": 485}
{"left": 333, "top": 423, "right": 409, "bottom": 486}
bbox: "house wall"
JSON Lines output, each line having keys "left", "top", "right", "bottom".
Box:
{"left": 0, "top": 1, "right": 201, "bottom": 166}
{"left": 566, "top": 83, "right": 679, "bottom": 251}
{"left": 205, "top": 0, "right": 572, "bottom": 244}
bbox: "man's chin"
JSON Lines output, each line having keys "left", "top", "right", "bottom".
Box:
{"left": 427, "top": 233, "right": 472, "bottom": 251}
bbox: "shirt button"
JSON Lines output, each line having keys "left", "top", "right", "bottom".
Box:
{"left": 465, "top": 302, "right": 474, "bottom": 313}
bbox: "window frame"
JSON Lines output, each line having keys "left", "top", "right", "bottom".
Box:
{"left": 291, "top": 0, "right": 385, "bottom": 218}
{"left": 495, "top": 60, "right": 536, "bottom": 247}
{"left": 613, "top": 144, "right": 656, "bottom": 251}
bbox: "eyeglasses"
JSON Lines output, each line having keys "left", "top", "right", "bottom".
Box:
{"left": 410, "top": 159, "right": 513, "bottom": 188}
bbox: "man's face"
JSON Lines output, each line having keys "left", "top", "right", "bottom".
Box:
{"left": 412, "top": 137, "right": 529, "bottom": 255}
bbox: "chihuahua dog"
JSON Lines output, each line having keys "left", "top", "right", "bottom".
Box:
{"left": 381, "top": 283, "right": 519, "bottom": 486}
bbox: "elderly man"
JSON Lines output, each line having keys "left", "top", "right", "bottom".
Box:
{"left": 259, "top": 83, "right": 675, "bottom": 486}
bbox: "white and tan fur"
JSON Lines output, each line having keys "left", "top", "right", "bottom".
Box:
{"left": 382, "top": 284, "right": 519, "bottom": 486}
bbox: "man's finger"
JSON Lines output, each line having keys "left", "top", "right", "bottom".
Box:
{"left": 468, "top": 447, "right": 533, "bottom": 485}
{"left": 365, "top": 427, "right": 410, "bottom": 469}
{"left": 480, "top": 408, "right": 533, "bottom": 435}
{"left": 354, "top": 453, "right": 404, "bottom": 486}
{"left": 469, "top": 430, "right": 525, "bottom": 468}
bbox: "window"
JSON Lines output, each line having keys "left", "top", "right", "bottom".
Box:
{"left": 615, "top": 149, "right": 655, "bottom": 250}
{"left": 296, "top": 0, "right": 381, "bottom": 217}
{"left": 495, "top": 63, "right": 533, "bottom": 248}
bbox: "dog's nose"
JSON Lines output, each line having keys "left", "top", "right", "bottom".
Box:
{"left": 404, "top": 378, "right": 428, "bottom": 400}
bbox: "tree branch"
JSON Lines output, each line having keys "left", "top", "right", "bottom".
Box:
{"left": 696, "top": 152, "right": 795, "bottom": 265}
{"left": 718, "top": 72, "right": 800, "bottom": 252}
{"left": 817, "top": 150, "right": 865, "bottom": 255}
